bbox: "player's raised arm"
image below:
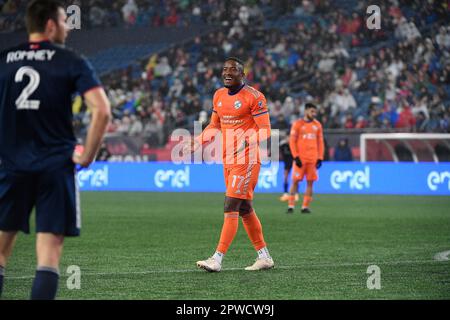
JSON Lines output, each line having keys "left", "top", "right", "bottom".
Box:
{"left": 74, "top": 87, "right": 111, "bottom": 167}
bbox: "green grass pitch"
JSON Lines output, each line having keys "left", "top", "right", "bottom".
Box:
{"left": 2, "top": 192, "right": 450, "bottom": 300}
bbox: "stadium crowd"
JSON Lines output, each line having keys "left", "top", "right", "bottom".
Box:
{"left": 2, "top": 0, "right": 449, "bottom": 150}
{"left": 91, "top": 0, "right": 449, "bottom": 148}
{"left": 0, "top": 0, "right": 262, "bottom": 31}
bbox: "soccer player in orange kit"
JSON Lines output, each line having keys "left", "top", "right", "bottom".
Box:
{"left": 184, "top": 57, "right": 274, "bottom": 272}
{"left": 287, "top": 103, "right": 324, "bottom": 214}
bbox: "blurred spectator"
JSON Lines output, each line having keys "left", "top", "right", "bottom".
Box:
{"left": 154, "top": 57, "right": 172, "bottom": 78}
{"left": 355, "top": 116, "right": 367, "bottom": 129}
{"left": 117, "top": 116, "right": 131, "bottom": 134}
{"left": 272, "top": 114, "right": 289, "bottom": 131}
{"left": 435, "top": 26, "right": 450, "bottom": 50}
{"left": 331, "top": 89, "right": 357, "bottom": 116}
{"left": 140, "top": 143, "right": 153, "bottom": 155}
{"left": 396, "top": 106, "right": 416, "bottom": 130}
{"left": 165, "top": 8, "right": 179, "bottom": 26}
{"left": 129, "top": 115, "right": 143, "bottom": 136}
{"left": 341, "top": 66, "right": 357, "bottom": 89}
{"left": 415, "top": 111, "right": 429, "bottom": 132}
{"left": 122, "top": 0, "right": 138, "bottom": 26}
{"left": 2, "top": 0, "right": 18, "bottom": 14}
{"left": 395, "top": 17, "right": 421, "bottom": 42}
{"left": 344, "top": 114, "right": 354, "bottom": 129}
{"left": 89, "top": 2, "right": 106, "bottom": 27}
{"left": 334, "top": 138, "right": 353, "bottom": 161}
{"left": 238, "top": 5, "right": 250, "bottom": 26}
{"left": 228, "top": 20, "right": 244, "bottom": 38}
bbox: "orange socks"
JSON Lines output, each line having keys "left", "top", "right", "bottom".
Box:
{"left": 288, "top": 194, "right": 313, "bottom": 209}
{"left": 241, "top": 211, "right": 266, "bottom": 251}
{"left": 288, "top": 194, "right": 296, "bottom": 208}
{"left": 216, "top": 211, "right": 267, "bottom": 255}
{"left": 302, "top": 196, "right": 312, "bottom": 209}
{"left": 216, "top": 212, "right": 239, "bottom": 254}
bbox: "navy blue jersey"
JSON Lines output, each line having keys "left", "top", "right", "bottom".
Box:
{"left": 0, "top": 40, "right": 101, "bottom": 172}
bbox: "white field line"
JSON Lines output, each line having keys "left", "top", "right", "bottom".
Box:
{"left": 5, "top": 259, "right": 445, "bottom": 280}
{"left": 434, "top": 250, "right": 450, "bottom": 261}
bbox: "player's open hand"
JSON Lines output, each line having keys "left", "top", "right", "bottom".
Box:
{"left": 294, "top": 157, "right": 302, "bottom": 168}
{"left": 316, "top": 159, "right": 322, "bottom": 169}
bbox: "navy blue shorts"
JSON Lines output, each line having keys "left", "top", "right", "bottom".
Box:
{"left": 0, "top": 162, "right": 80, "bottom": 237}
{"left": 284, "top": 157, "right": 293, "bottom": 171}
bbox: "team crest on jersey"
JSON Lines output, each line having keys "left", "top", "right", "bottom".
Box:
{"left": 258, "top": 101, "right": 264, "bottom": 109}
{"left": 217, "top": 101, "right": 222, "bottom": 107}
{"left": 234, "top": 100, "right": 242, "bottom": 109}
{"left": 312, "top": 125, "right": 318, "bottom": 131}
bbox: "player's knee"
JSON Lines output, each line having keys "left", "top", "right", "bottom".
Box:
{"left": 37, "top": 251, "right": 62, "bottom": 269}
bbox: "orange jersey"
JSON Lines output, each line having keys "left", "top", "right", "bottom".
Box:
{"left": 199, "top": 85, "right": 270, "bottom": 168}
{"left": 289, "top": 119, "right": 324, "bottom": 162}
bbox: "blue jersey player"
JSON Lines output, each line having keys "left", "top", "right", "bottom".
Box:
{"left": 0, "top": 0, "right": 111, "bottom": 299}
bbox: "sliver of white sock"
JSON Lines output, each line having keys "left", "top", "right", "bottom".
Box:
{"left": 212, "top": 251, "right": 224, "bottom": 264}
{"left": 257, "top": 247, "right": 271, "bottom": 259}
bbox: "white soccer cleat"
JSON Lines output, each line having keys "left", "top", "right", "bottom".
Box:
{"left": 196, "top": 257, "right": 222, "bottom": 272}
{"left": 245, "top": 257, "right": 274, "bottom": 271}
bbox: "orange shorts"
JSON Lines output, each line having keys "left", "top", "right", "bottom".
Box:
{"left": 224, "top": 163, "right": 261, "bottom": 200}
{"left": 292, "top": 162, "right": 318, "bottom": 182}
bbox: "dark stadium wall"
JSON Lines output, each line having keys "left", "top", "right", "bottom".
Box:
{"left": 0, "top": 25, "right": 216, "bottom": 56}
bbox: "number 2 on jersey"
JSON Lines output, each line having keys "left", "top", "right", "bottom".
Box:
{"left": 15, "top": 66, "right": 41, "bottom": 110}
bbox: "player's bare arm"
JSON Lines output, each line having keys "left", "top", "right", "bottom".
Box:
{"left": 73, "top": 87, "right": 111, "bottom": 167}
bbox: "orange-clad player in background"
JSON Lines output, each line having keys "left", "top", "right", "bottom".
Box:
{"left": 287, "top": 103, "right": 324, "bottom": 214}
{"left": 184, "top": 57, "right": 274, "bottom": 272}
